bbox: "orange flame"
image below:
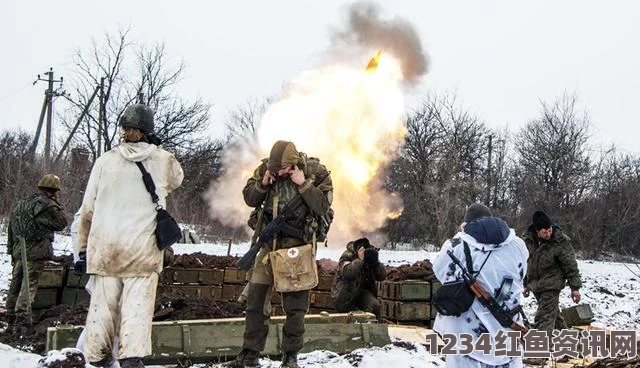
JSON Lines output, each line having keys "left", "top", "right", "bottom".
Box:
{"left": 365, "top": 51, "right": 381, "bottom": 73}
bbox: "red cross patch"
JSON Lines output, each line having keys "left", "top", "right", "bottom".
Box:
{"left": 287, "top": 248, "right": 299, "bottom": 258}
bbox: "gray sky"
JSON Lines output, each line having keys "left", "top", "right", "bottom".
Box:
{"left": 2, "top": 0, "right": 639, "bottom": 153}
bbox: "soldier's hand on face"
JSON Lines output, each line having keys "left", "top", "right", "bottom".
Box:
{"left": 290, "top": 165, "right": 305, "bottom": 186}
{"left": 357, "top": 246, "right": 365, "bottom": 260}
{"left": 571, "top": 289, "right": 581, "bottom": 304}
{"left": 262, "top": 170, "right": 274, "bottom": 187}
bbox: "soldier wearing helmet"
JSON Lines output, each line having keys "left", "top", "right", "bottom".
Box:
{"left": 77, "top": 103, "right": 183, "bottom": 368}
{"left": 5, "top": 174, "right": 68, "bottom": 334}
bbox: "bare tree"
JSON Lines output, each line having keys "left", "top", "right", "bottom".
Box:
{"left": 514, "top": 94, "right": 591, "bottom": 213}
{"left": 60, "top": 29, "right": 211, "bottom": 161}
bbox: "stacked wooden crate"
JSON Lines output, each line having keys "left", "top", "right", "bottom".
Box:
{"left": 270, "top": 274, "right": 336, "bottom": 316}
{"left": 378, "top": 279, "right": 439, "bottom": 326}
{"left": 32, "top": 263, "right": 66, "bottom": 313}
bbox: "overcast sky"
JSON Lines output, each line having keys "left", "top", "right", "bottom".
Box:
{"left": 2, "top": 0, "right": 639, "bottom": 153}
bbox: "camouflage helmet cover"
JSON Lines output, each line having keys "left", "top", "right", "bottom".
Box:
{"left": 267, "top": 140, "right": 299, "bottom": 172}
{"left": 119, "top": 104, "right": 154, "bottom": 134}
{"left": 37, "top": 174, "right": 61, "bottom": 191}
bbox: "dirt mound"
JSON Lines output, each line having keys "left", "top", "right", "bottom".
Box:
{"left": 170, "top": 252, "right": 239, "bottom": 269}
{"left": 154, "top": 293, "right": 245, "bottom": 321}
{"left": 317, "top": 258, "right": 337, "bottom": 275}
{"left": 385, "top": 260, "right": 436, "bottom": 282}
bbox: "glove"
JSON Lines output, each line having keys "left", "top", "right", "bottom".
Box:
{"left": 363, "top": 247, "right": 379, "bottom": 265}
{"left": 74, "top": 252, "right": 87, "bottom": 275}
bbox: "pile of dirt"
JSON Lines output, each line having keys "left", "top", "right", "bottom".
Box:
{"left": 0, "top": 303, "right": 89, "bottom": 354}
{"left": 385, "top": 260, "right": 436, "bottom": 282}
{"left": 170, "top": 252, "right": 239, "bottom": 269}
{"left": 154, "top": 292, "right": 245, "bottom": 321}
{"left": 317, "top": 258, "right": 337, "bottom": 275}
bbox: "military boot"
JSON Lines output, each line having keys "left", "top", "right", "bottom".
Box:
{"left": 280, "top": 352, "right": 299, "bottom": 368}
{"left": 5, "top": 313, "right": 17, "bottom": 334}
{"left": 224, "top": 349, "right": 260, "bottom": 368}
{"left": 88, "top": 358, "right": 110, "bottom": 368}
{"left": 119, "top": 357, "right": 145, "bottom": 368}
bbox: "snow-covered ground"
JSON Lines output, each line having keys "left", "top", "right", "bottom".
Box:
{"left": 1, "top": 233, "right": 639, "bottom": 367}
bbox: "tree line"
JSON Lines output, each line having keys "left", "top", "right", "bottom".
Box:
{"left": 1, "top": 30, "right": 639, "bottom": 259}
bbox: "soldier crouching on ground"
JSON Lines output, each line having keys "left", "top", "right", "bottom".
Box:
{"left": 5, "top": 174, "right": 69, "bottom": 334}
{"left": 331, "top": 238, "right": 386, "bottom": 320}
{"left": 227, "top": 140, "right": 333, "bottom": 368}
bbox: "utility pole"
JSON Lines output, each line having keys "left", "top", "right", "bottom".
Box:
{"left": 486, "top": 134, "right": 493, "bottom": 206}
{"left": 32, "top": 68, "right": 64, "bottom": 172}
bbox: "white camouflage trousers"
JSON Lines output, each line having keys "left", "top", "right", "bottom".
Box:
{"left": 83, "top": 273, "right": 158, "bottom": 362}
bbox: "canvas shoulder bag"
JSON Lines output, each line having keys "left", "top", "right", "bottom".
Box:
{"left": 269, "top": 243, "right": 319, "bottom": 292}
{"left": 135, "top": 161, "right": 182, "bottom": 250}
{"left": 433, "top": 241, "right": 492, "bottom": 316}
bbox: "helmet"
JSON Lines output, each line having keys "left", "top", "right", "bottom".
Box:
{"left": 37, "top": 174, "right": 61, "bottom": 191}
{"left": 119, "top": 104, "right": 154, "bottom": 134}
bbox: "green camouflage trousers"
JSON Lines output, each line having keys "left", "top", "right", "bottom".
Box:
{"left": 6, "top": 259, "right": 45, "bottom": 314}
{"left": 533, "top": 290, "right": 568, "bottom": 344}
{"left": 335, "top": 289, "right": 381, "bottom": 320}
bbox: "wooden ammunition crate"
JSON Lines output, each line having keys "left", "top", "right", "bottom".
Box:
{"left": 223, "top": 268, "right": 247, "bottom": 284}
{"left": 222, "top": 284, "right": 245, "bottom": 301}
{"left": 315, "top": 274, "right": 334, "bottom": 291}
{"left": 39, "top": 265, "right": 66, "bottom": 288}
{"left": 65, "top": 271, "right": 90, "bottom": 288}
{"left": 309, "top": 291, "right": 334, "bottom": 309}
{"left": 379, "top": 280, "right": 433, "bottom": 301}
{"left": 380, "top": 299, "right": 433, "bottom": 321}
{"left": 161, "top": 268, "right": 224, "bottom": 285}
{"left": 33, "top": 288, "right": 60, "bottom": 309}
{"left": 47, "top": 312, "right": 387, "bottom": 363}
{"left": 157, "top": 285, "right": 222, "bottom": 300}
{"left": 61, "top": 287, "right": 90, "bottom": 306}
{"left": 562, "top": 304, "right": 594, "bottom": 326}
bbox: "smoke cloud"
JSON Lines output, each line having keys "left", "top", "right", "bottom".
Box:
{"left": 205, "top": 2, "right": 429, "bottom": 247}
{"left": 331, "top": 1, "right": 430, "bottom": 85}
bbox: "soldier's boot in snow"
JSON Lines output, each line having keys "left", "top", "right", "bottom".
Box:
{"left": 5, "top": 313, "right": 17, "bottom": 334}
{"left": 88, "top": 358, "right": 110, "bottom": 368}
{"left": 225, "top": 349, "right": 260, "bottom": 368}
{"left": 280, "top": 352, "right": 299, "bottom": 368}
{"left": 119, "top": 357, "right": 145, "bottom": 368}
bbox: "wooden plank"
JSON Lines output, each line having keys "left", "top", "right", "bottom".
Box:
{"left": 380, "top": 299, "right": 431, "bottom": 321}
{"left": 161, "top": 268, "right": 225, "bottom": 285}
{"left": 33, "top": 288, "right": 60, "bottom": 309}
{"left": 158, "top": 285, "right": 222, "bottom": 300}
{"left": 380, "top": 280, "right": 432, "bottom": 301}
{"left": 309, "top": 291, "right": 334, "bottom": 309}
{"left": 39, "top": 265, "right": 66, "bottom": 288}
{"left": 315, "top": 274, "right": 334, "bottom": 291}
{"left": 60, "top": 287, "right": 90, "bottom": 306}
{"left": 65, "top": 270, "right": 90, "bottom": 288}
{"left": 388, "top": 326, "right": 443, "bottom": 348}
{"left": 223, "top": 268, "right": 247, "bottom": 284}
{"left": 47, "top": 314, "right": 387, "bottom": 364}
{"left": 222, "top": 284, "right": 245, "bottom": 301}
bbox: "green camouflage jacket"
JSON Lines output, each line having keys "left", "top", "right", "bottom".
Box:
{"left": 7, "top": 192, "right": 68, "bottom": 261}
{"left": 331, "top": 241, "right": 386, "bottom": 309}
{"left": 242, "top": 153, "right": 333, "bottom": 249}
{"left": 523, "top": 225, "right": 582, "bottom": 293}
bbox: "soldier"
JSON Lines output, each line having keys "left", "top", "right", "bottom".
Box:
{"left": 331, "top": 238, "right": 386, "bottom": 320}
{"left": 5, "top": 174, "right": 68, "bottom": 333}
{"left": 76, "top": 104, "right": 183, "bottom": 368}
{"left": 432, "top": 203, "right": 528, "bottom": 368}
{"left": 523, "top": 211, "right": 582, "bottom": 346}
{"left": 228, "top": 140, "right": 333, "bottom": 368}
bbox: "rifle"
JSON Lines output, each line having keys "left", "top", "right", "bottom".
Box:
{"left": 447, "top": 249, "right": 528, "bottom": 334}
{"left": 236, "top": 170, "right": 330, "bottom": 271}
{"left": 19, "top": 237, "right": 33, "bottom": 326}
